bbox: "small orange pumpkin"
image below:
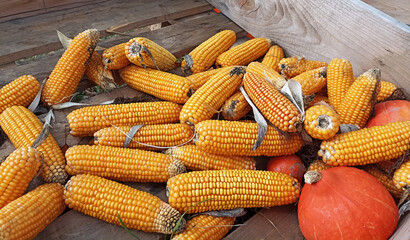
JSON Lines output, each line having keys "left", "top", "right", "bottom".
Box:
{"left": 266, "top": 155, "right": 305, "bottom": 182}
{"left": 366, "top": 100, "right": 410, "bottom": 127}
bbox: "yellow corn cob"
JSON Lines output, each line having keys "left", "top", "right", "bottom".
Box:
{"left": 64, "top": 174, "right": 185, "bottom": 234}
{"left": 165, "top": 145, "right": 256, "bottom": 170}
{"left": 246, "top": 61, "right": 287, "bottom": 90}
{"left": 119, "top": 65, "right": 193, "bottom": 104}
{"left": 243, "top": 72, "right": 301, "bottom": 132}
{"left": 85, "top": 52, "right": 116, "bottom": 90}
{"left": 125, "top": 37, "right": 176, "bottom": 71}
{"left": 67, "top": 101, "right": 182, "bottom": 137}
{"left": 167, "top": 169, "right": 301, "bottom": 213}
{"left": 326, "top": 58, "right": 355, "bottom": 111}
{"left": 307, "top": 159, "right": 334, "bottom": 171}
{"left": 94, "top": 123, "right": 194, "bottom": 150}
{"left": 0, "top": 106, "right": 68, "bottom": 184}
{"left": 181, "top": 30, "right": 236, "bottom": 75}
{"left": 279, "top": 56, "right": 327, "bottom": 79}
{"left": 194, "top": 120, "right": 303, "bottom": 156}
{"left": 65, "top": 145, "right": 186, "bottom": 182}
{"left": 0, "top": 183, "right": 65, "bottom": 240}
{"left": 364, "top": 165, "right": 404, "bottom": 199}
{"left": 186, "top": 68, "right": 225, "bottom": 90}
{"left": 307, "top": 94, "right": 329, "bottom": 109}
{"left": 293, "top": 67, "right": 327, "bottom": 96}
{"left": 338, "top": 69, "right": 381, "bottom": 128}
{"left": 318, "top": 121, "right": 410, "bottom": 166}
{"left": 0, "top": 75, "right": 40, "bottom": 114}
{"left": 172, "top": 215, "right": 235, "bottom": 240}
{"left": 304, "top": 104, "right": 340, "bottom": 140}
{"left": 221, "top": 89, "right": 251, "bottom": 121}
{"left": 102, "top": 42, "right": 130, "bottom": 70}
{"left": 0, "top": 147, "right": 42, "bottom": 209}
{"left": 376, "top": 81, "right": 398, "bottom": 102}
{"left": 41, "top": 29, "right": 100, "bottom": 106}
{"left": 180, "top": 66, "right": 246, "bottom": 126}
{"left": 261, "top": 45, "right": 284, "bottom": 73}
{"left": 393, "top": 160, "right": 410, "bottom": 190}
{"left": 215, "top": 38, "right": 272, "bottom": 68}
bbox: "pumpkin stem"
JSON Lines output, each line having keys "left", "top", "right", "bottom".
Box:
{"left": 304, "top": 170, "right": 322, "bottom": 184}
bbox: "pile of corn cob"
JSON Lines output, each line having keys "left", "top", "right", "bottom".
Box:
{"left": 0, "top": 27, "right": 409, "bottom": 240}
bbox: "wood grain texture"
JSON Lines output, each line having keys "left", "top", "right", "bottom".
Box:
{"left": 207, "top": 0, "right": 410, "bottom": 97}
{"left": 0, "top": 0, "right": 44, "bottom": 19}
{"left": 362, "top": 0, "right": 410, "bottom": 24}
{"left": 0, "top": 0, "right": 212, "bottom": 65}
{"left": 390, "top": 212, "right": 410, "bottom": 240}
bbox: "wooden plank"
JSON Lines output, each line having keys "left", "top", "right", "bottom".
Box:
{"left": 0, "top": 0, "right": 212, "bottom": 65}
{"left": 225, "top": 205, "right": 303, "bottom": 239}
{"left": 390, "top": 212, "right": 410, "bottom": 240}
{"left": 362, "top": 0, "right": 410, "bottom": 25}
{"left": 0, "top": 0, "right": 45, "bottom": 20}
{"left": 207, "top": 0, "right": 410, "bottom": 97}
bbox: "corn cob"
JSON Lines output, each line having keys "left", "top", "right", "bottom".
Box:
{"left": 279, "top": 56, "right": 327, "bottom": 79}
{"left": 0, "top": 106, "right": 68, "bottom": 184}
{"left": 363, "top": 165, "right": 404, "bottom": 199}
{"left": 41, "top": 29, "right": 100, "bottom": 106}
{"left": 186, "top": 68, "right": 224, "bottom": 90}
{"left": 125, "top": 37, "right": 176, "bottom": 71}
{"left": 243, "top": 72, "right": 301, "bottom": 132}
{"left": 0, "top": 147, "right": 42, "bottom": 209}
{"left": 102, "top": 42, "right": 130, "bottom": 70}
{"left": 293, "top": 67, "right": 327, "bottom": 96}
{"left": 94, "top": 123, "right": 194, "bottom": 150}
{"left": 376, "top": 81, "right": 399, "bottom": 102}
{"left": 120, "top": 65, "right": 192, "bottom": 104}
{"left": 180, "top": 66, "right": 245, "bottom": 126}
{"left": 215, "top": 38, "right": 272, "bottom": 68}
{"left": 165, "top": 145, "right": 256, "bottom": 171}
{"left": 318, "top": 121, "right": 410, "bottom": 166}
{"left": 181, "top": 30, "right": 236, "bottom": 76}
{"left": 221, "top": 90, "right": 251, "bottom": 121}
{"left": 307, "top": 159, "right": 334, "bottom": 172}
{"left": 167, "top": 169, "right": 300, "bottom": 213}
{"left": 85, "top": 51, "right": 116, "bottom": 90}
{"left": 304, "top": 104, "right": 340, "bottom": 140}
{"left": 307, "top": 94, "right": 329, "bottom": 108}
{"left": 194, "top": 120, "right": 303, "bottom": 156}
{"left": 376, "top": 159, "right": 398, "bottom": 175}
{"left": 0, "top": 183, "right": 65, "bottom": 240}
{"left": 67, "top": 101, "right": 182, "bottom": 137}
{"left": 338, "top": 69, "right": 381, "bottom": 128}
{"left": 246, "top": 61, "right": 286, "bottom": 90}
{"left": 393, "top": 160, "right": 410, "bottom": 190}
{"left": 327, "top": 58, "right": 355, "bottom": 111}
{"left": 64, "top": 174, "right": 185, "bottom": 234}
{"left": 261, "top": 45, "right": 284, "bottom": 73}
{"left": 65, "top": 145, "right": 186, "bottom": 182}
{"left": 0, "top": 75, "right": 40, "bottom": 114}
{"left": 172, "top": 215, "right": 235, "bottom": 240}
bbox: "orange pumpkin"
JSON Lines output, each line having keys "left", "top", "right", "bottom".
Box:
{"left": 266, "top": 155, "right": 306, "bottom": 182}
{"left": 298, "top": 167, "right": 398, "bottom": 240}
{"left": 366, "top": 100, "right": 410, "bottom": 127}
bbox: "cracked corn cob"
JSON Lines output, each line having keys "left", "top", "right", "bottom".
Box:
{"left": 261, "top": 45, "right": 284, "bottom": 73}
{"left": 0, "top": 147, "right": 42, "bottom": 209}
{"left": 215, "top": 38, "right": 272, "bottom": 67}
{"left": 172, "top": 215, "right": 235, "bottom": 240}
{"left": 243, "top": 72, "right": 301, "bottom": 132}
{"left": 279, "top": 56, "right": 327, "bottom": 79}
{"left": 165, "top": 145, "right": 256, "bottom": 171}
{"left": 194, "top": 120, "right": 303, "bottom": 156}
{"left": 326, "top": 58, "right": 355, "bottom": 111}
{"left": 292, "top": 67, "right": 327, "bottom": 96}
{"left": 65, "top": 145, "right": 186, "bottom": 182}
{"left": 41, "top": 29, "right": 100, "bottom": 106}
{"left": 67, "top": 101, "right": 182, "bottom": 137}
{"left": 125, "top": 37, "right": 176, "bottom": 71}
{"left": 181, "top": 30, "right": 236, "bottom": 76}
{"left": 338, "top": 68, "right": 381, "bottom": 128}
{"left": 393, "top": 160, "right": 410, "bottom": 190}
{"left": 0, "top": 183, "right": 65, "bottom": 240}
{"left": 64, "top": 174, "right": 185, "bottom": 234}
{"left": 120, "top": 65, "right": 193, "bottom": 104}
{"left": 0, "top": 106, "right": 68, "bottom": 184}
{"left": 221, "top": 89, "right": 251, "bottom": 121}
{"left": 180, "top": 66, "right": 246, "bottom": 126}
{"left": 304, "top": 104, "right": 340, "bottom": 140}
{"left": 246, "top": 61, "right": 286, "bottom": 90}
{"left": 102, "top": 42, "right": 130, "bottom": 70}
{"left": 364, "top": 165, "right": 404, "bottom": 199}
{"left": 318, "top": 121, "right": 410, "bottom": 166}
{"left": 167, "top": 169, "right": 301, "bottom": 213}
{"left": 84, "top": 51, "right": 116, "bottom": 90}
{"left": 0, "top": 75, "right": 40, "bottom": 114}
{"left": 94, "top": 123, "right": 194, "bottom": 150}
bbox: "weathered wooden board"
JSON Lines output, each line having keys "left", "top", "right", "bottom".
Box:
{"left": 362, "top": 0, "right": 410, "bottom": 25}
{"left": 0, "top": 0, "right": 212, "bottom": 65}
{"left": 390, "top": 212, "right": 410, "bottom": 240}
{"left": 207, "top": 0, "right": 410, "bottom": 97}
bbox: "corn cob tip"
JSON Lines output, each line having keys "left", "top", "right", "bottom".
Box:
{"left": 157, "top": 201, "right": 186, "bottom": 234}
{"left": 168, "top": 159, "right": 187, "bottom": 178}
{"left": 230, "top": 66, "right": 247, "bottom": 76}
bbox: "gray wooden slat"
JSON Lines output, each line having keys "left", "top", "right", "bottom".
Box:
{"left": 362, "top": 0, "right": 410, "bottom": 25}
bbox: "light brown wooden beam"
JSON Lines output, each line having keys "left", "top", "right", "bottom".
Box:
{"left": 362, "top": 0, "right": 410, "bottom": 25}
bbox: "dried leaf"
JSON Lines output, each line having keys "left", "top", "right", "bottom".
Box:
{"left": 28, "top": 78, "right": 47, "bottom": 112}
{"left": 56, "top": 29, "right": 72, "bottom": 49}
{"left": 339, "top": 124, "right": 360, "bottom": 133}
{"left": 195, "top": 208, "right": 247, "bottom": 218}
{"left": 124, "top": 125, "right": 144, "bottom": 148}
{"left": 280, "top": 79, "right": 305, "bottom": 123}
